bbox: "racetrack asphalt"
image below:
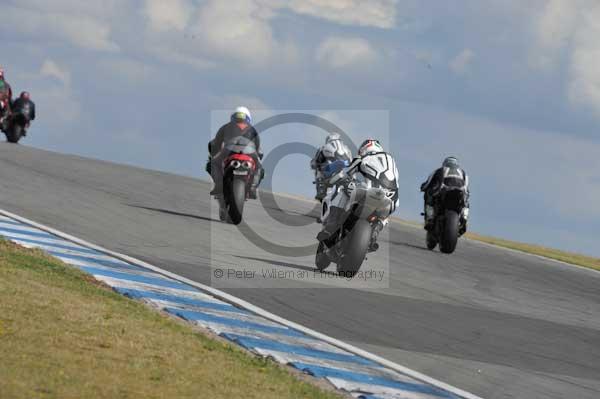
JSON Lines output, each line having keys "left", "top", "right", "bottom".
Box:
{"left": 0, "top": 143, "right": 598, "bottom": 399}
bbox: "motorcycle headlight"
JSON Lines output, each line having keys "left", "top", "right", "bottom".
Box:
{"left": 243, "top": 161, "right": 253, "bottom": 169}
{"left": 231, "top": 160, "right": 241, "bottom": 168}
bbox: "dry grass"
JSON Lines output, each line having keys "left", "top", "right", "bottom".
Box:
{"left": 0, "top": 240, "right": 342, "bottom": 399}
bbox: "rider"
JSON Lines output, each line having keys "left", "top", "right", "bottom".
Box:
{"left": 11, "top": 92, "right": 36, "bottom": 135}
{"left": 207, "top": 106, "right": 263, "bottom": 199}
{"left": 420, "top": 156, "right": 470, "bottom": 232}
{"left": 310, "top": 132, "right": 353, "bottom": 201}
{"left": 317, "top": 139, "right": 399, "bottom": 251}
{"left": 0, "top": 67, "right": 13, "bottom": 129}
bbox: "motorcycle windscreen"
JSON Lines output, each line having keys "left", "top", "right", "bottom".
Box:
{"left": 322, "top": 159, "right": 350, "bottom": 177}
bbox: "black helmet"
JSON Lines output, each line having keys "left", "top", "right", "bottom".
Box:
{"left": 443, "top": 156, "right": 459, "bottom": 168}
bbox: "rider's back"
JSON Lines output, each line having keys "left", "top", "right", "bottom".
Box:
{"left": 213, "top": 121, "right": 259, "bottom": 156}
{"left": 11, "top": 98, "right": 35, "bottom": 120}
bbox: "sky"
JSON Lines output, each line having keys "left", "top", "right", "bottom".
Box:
{"left": 1, "top": 0, "right": 599, "bottom": 256}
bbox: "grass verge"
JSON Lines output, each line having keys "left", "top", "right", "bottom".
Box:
{"left": 0, "top": 240, "right": 342, "bottom": 399}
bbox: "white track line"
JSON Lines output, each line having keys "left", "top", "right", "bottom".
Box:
{"left": 0, "top": 208, "right": 482, "bottom": 399}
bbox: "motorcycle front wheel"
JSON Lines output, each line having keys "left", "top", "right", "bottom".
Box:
{"left": 5, "top": 125, "right": 22, "bottom": 143}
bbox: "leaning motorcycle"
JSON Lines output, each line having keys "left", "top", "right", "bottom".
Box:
{"left": 4, "top": 110, "right": 29, "bottom": 143}
{"left": 213, "top": 136, "right": 258, "bottom": 225}
{"left": 315, "top": 160, "right": 396, "bottom": 277}
{"left": 426, "top": 183, "right": 468, "bottom": 254}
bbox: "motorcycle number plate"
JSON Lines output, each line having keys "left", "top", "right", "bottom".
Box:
{"left": 233, "top": 170, "right": 248, "bottom": 175}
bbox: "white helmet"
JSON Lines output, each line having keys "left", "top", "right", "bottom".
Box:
{"left": 232, "top": 106, "right": 252, "bottom": 123}
{"left": 326, "top": 132, "right": 341, "bottom": 143}
{"left": 358, "top": 139, "right": 384, "bottom": 157}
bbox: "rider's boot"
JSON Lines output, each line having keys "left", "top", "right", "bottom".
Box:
{"left": 248, "top": 186, "right": 257, "bottom": 199}
{"left": 248, "top": 168, "right": 263, "bottom": 199}
{"left": 459, "top": 207, "right": 469, "bottom": 235}
{"left": 210, "top": 182, "right": 222, "bottom": 196}
{"left": 317, "top": 206, "right": 344, "bottom": 242}
{"left": 209, "top": 159, "right": 223, "bottom": 196}
{"left": 369, "top": 220, "right": 384, "bottom": 252}
{"left": 424, "top": 204, "right": 435, "bottom": 231}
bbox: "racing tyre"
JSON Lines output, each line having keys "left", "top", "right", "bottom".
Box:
{"left": 6, "top": 125, "right": 22, "bottom": 143}
{"left": 226, "top": 176, "right": 246, "bottom": 225}
{"left": 440, "top": 210, "right": 459, "bottom": 254}
{"left": 337, "top": 219, "right": 371, "bottom": 277}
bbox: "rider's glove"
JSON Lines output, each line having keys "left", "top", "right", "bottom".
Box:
{"left": 340, "top": 177, "right": 355, "bottom": 196}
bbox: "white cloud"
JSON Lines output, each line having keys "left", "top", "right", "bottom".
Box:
{"left": 147, "top": 45, "right": 217, "bottom": 70}
{"left": 315, "top": 36, "right": 378, "bottom": 69}
{"left": 99, "top": 58, "right": 157, "bottom": 84}
{"left": 33, "top": 61, "right": 80, "bottom": 126}
{"left": 531, "top": 0, "right": 580, "bottom": 70}
{"left": 566, "top": 3, "right": 600, "bottom": 117}
{"left": 190, "top": 0, "right": 276, "bottom": 64}
{"left": 449, "top": 49, "right": 475, "bottom": 74}
{"left": 143, "top": 0, "right": 193, "bottom": 32}
{"left": 40, "top": 60, "right": 71, "bottom": 87}
{"left": 531, "top": 0, "right": 600, "bottom": 117}
{"left": 265, "top": 0, "right": 398, "bottom": 29}
{"left": 1, "top": 4, "right": 119, "bottom": 52}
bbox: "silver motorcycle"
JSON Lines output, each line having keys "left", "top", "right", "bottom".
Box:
{"left": 315, "top": 160, "right": 396, "bottom": 276}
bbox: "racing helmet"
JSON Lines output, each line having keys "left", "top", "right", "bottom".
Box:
{"left": 20, "top": 91, "right": 30, "bottom": 100}
{"left": 358, "top": 139, "right": 384, "bottom": 157}
{"left": 0, "top": 67, "right": 4, "bottom": 80}
{"left": 325, "top": 132, "right": 341, "bottom": 143}
{"left": 443, "top": 156, "right": 459, "bottom": 168}
{"left": 232, "top": 106, "right": 252, "bottom": 124}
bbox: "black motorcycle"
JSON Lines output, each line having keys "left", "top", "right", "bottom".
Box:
{"left": 3, "top": 111, "right": 29, "bottom": 143}
{"left": 426, "top": 183, "right": 468, "bottom": 254}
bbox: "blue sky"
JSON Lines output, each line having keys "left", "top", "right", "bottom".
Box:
{"left": 1, "top": 0, "right": 599, "bottom": 256}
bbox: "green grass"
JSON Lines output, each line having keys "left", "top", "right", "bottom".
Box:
{"left": 0, "top": 240, "right": 342, "bottom": 399}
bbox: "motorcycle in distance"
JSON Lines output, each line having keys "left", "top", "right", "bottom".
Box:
{"left": 3, "top": 108, "right": 30, "bottom": 143}
{"left": 315, "top": 160, "right": 395, "bottom": 277}
{"left": 213, "top": 136, "right": 258, "bottom": 225}
{"left": 425, "top": 183, "right": 468, "bottom": 254}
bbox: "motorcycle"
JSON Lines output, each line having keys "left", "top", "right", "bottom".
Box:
{"left": 212, "top": 136, "right": 258, "bottom": 225}
{"left": 425, "top": 184, "right": 468, "bottom": 254}
{"left": 3, "top": 110, "right": 29, "bottom": 144}
{"left": 315, "top": 160, "right": 396, "bottom": 277}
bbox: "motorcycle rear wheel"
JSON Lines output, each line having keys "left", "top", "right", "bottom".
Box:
{"left": 337, "top": 219, "right": 371, "bottom": 277}
{"left": 440, "top": 210, "right": 459, "bottom": 254}
{"left": 226, "top": 176, "right": 246, "bottom": 225}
